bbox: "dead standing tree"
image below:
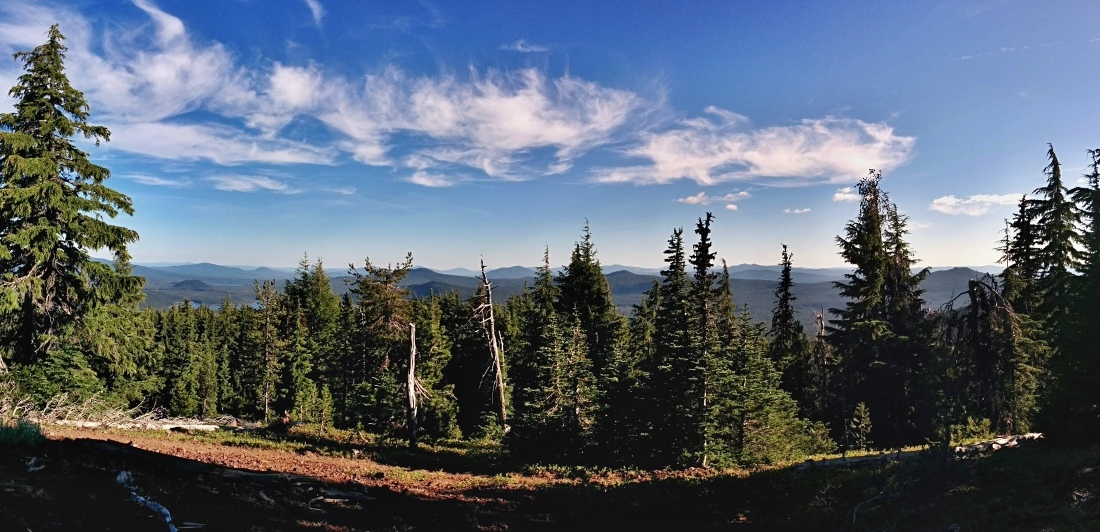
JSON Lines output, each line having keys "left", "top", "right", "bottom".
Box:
{"left": 475, "top": 259, "right": 509, "bottom": 432}
{"left": 407, "top": 323, "right": 418, "bottom": 447}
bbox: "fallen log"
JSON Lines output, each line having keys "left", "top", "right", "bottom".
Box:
{"left": 954, "top": 433, "right": 1043, "bottom": 458}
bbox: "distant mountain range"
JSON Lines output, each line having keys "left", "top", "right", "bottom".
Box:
{"left": 132, "top": 261, "right": 1001, "bottom": 331}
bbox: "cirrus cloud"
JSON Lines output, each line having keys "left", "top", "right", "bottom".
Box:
{"left": 500, "top": 39, "right": 549, "bottom": 53}
{"left": 676, "top": 191, "right": 751, "bottom": 205}
{"left": 207, "top": 174, "right": 297, "bottom": 193}
{"left": 593, "top": 107, "right": 914, "bottom": 185}
{"left": 929, "top": 194, "right": 1020, "bottom": 216}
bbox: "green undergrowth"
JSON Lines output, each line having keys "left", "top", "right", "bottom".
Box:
{"left": 0, "top": 419, "right": 44, "bottom": 447}
{"left": 181, "top": 423, "right": 509, "bottom": 473}
{"left": 516, "top": 442, "right": 1100, "bottom": 530}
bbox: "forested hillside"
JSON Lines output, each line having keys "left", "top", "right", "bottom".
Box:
{"left": 3, "top": 26, "right": 1100, "bottom": 471}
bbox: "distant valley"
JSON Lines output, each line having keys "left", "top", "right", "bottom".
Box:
{"left": 135, "top": 262, "right": 999, "bottom": 331}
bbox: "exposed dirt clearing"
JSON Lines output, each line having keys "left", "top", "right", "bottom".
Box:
{"left": 2, "top": 427, "right": 572, "bottom": 530}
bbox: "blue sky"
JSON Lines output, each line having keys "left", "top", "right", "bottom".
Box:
{"left": 1, "top": 1, "right": 1097, "bottom": 270}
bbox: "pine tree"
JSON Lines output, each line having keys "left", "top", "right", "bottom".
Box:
{"left": 0, "top": 25, "right": 142, "bottom": 365}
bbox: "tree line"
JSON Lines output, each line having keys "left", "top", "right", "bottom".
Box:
{"left": 2, "top": 26, "right": 1098, "bottom": 469}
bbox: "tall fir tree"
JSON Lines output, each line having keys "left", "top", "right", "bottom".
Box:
{"left": 999, "top": 196, "right": 1042, "bottom": 315}
{"left": 767, "top": 245, "right": 813, "bottom": 417}
{"left": 347, "top": 254, "right": 415, "bottom": 435}
{"left": 688, "top": 213, "right": 719, "bottom": 467}
{"left": 1027, "top": 145, "right": 1084, "bottom": 351}
{"left": 648, "top": 227, "right": 694, "bottom": 466}
{"left": 829, "top": 171, "right": 933, "bottom": 449}
{"left": 0, "top": 25, "right": 142, "bottom": 366}
{"left": 555, "top": 221, "right": 623, "bottom": 384}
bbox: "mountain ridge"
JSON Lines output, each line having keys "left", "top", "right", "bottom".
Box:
{"left": 131, "top": 261, "right": 999, "bottom": 332}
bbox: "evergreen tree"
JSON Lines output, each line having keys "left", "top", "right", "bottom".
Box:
{"left": 649, "top": 227, "right": 694, "bottom": 466}
{"left": 410, "top": 295, "right": 460, "bottom": 439}
{"left": 1027, "top": 145, "right": 1083, "bottom": 351}
{"left": 0, "top": 25, "right": 142, "bottom": 365}
{"left": 934, "top": 277, "right": 1048, "bottom": 438}
{"left": 688, "top": 213, "right": 719, "bottom": 467}
{"left": 555, "top": 221, "right": 623, "bottom": 383}
{"left": 768, "top": 244, "right": 812, "bottom": 413}
{"left": 347, "top": 254, "right": 414, "bottom": 434}
{"left": 999, "top": 197, "right": 1042, "bottom": 314}
{"left": 284, "top": 255, "right": 340, "bottom": 397}
{"left": 1074, "top": 149, "right": 1100, "bottom": 328}
{"left": 253, "top": 280, "right": 286, "bottom": 422}
{"left": 438, "top": 291, "right": 497, "bottom": 438}
{"left": 829, "top": 171, "right": 933, "bottom": 449}
{"left": 720, "top": 310, "right": 833, "bottom": 465}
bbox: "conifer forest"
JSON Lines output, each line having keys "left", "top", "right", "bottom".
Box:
{"left": 5, "top": 26, "right": 1100, "bottom": 473}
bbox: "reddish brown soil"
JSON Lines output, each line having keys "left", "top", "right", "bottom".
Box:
{"left": 0, "top": 427, "right": 559, "bottom": 531}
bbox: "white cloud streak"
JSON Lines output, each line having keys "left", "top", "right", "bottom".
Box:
{"left": 501, "top": 39, "right": 549, "bottom": 53}
{"left": 207, "top": 174, "right": 297, "bottom": 193}
{"left": 676, "top": 191, "right": 750, "bottom": 205}
{"left": 304, "top": 0, "right": 325, "bottom": 27}
{"left": 110, "top": 122, "right": 335, "bottom": 165}
{"left": 784, "top": 208, "right": 811, "bottom": 214}
{"left": 128, "top": 174, "right": 190, "bottom": 187}
{"left": 929, "top": 194, "right": 1020, "bottom": 216}
{"left": 593, "top": 107, "right": 914, "bottom": 185}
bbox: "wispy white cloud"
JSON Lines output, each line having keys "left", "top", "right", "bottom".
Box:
{"left": 128, "top": 174, "right": 190, "bottom": 187}
{"left": 407, "top": 170, "right": 464, "bottom": 187}
{"left": 109, "top": 122, "right": 335, "bottom": 165}
{"left": 0, "top": 1, "right": 915, "bottom": 192}
{"left": 593, "top": 108, "right": 914, "bottom": 185}
{"left": 500, "top": 39, "right": 549, "bottom": 53}
{"left": 959, "top": 43, "right": 1042, "bottom": 61}
{"left": 724, "top": 204, "right": 738, "bottom": 211}
{"left": 0, "top": 2, "right": 637, "bottom": 179}
{"left": 327, "top": 186, "right": 356, "bottom": 195}
{"left": 930, "top": 194, "right": 1019, "bottom": 216}
{"left": 676, "top": 191, "right": 750, "bottom": 205}
{"left": 207, "top": 174, "right": 297, "bottom": 193}
{"left": 833, "top": 187, "right": 859, "bottom": 202}
{"left": 784, "top": 208, "right": 811, "bottom": 214}
{"left": 303, "top": 0, "right": 325, "bottom": 27}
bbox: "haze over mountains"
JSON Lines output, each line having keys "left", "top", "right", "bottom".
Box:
{"left": 133, "top": 261, "right": 1001, "bottom": 331}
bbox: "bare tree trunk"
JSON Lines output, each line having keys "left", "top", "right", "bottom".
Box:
{"left": 478, "top": 260, "right": 509, "bottom": 431}
{"left": 407, "top": 323, "right": 418, "bottom": 448}
{"left": 0, "top": 353, "right": 8, "bottom": 375}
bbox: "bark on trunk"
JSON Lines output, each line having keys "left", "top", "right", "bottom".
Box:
{"left": 407, "top": 323, "right": 418, "bottom": 448}
{"left": 479, "top": 260, "right": 509, "bottom": 430}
